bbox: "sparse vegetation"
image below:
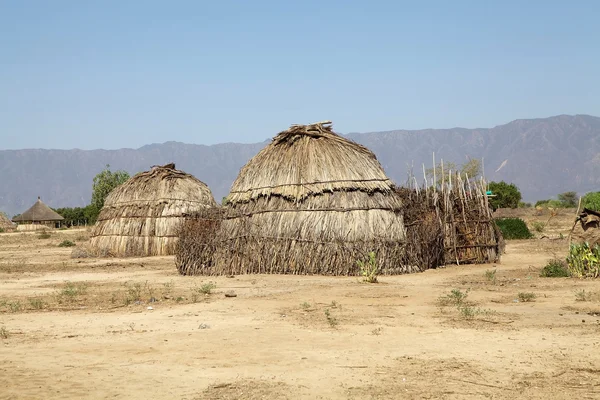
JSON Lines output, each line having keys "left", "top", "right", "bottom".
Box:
{"left": 28, "top": 297, "right": 45, "bottom": 310}
{"left": 437, "top": 288, "right": 470, "bottom": 307}
{"left": 357, "top": 251, "right": 379, "bottom": 283}
{"left": 484, "top": 269, "right": 497, "bottom": 284}
{"left": 518, "top": 292, "right": 536, "bottom": 302}
{"left": 0, "top": 327, "right": 8, "bottom": 339}
{"left": 8, "top": 301, "right": 22, "bottom": 313}
{"left": 38, "top": 231, "right": 52, "bottom": 239}
{"left": 58, "top": 240, "right": 76, "bottom": 247}
{"left": 198, "top": 282, "right": 216, "bottom": 295}
{"left": 531, "top": 221, "right": 545, "bottom": 233}
{"left": 324, "top": 308, "right": 338, "bottom": 328}
{"left": 301, "top": 302, "right": 311, "bottom": 309}
{"left": 540, "top": 259, "right": 570, "bottom": 277}
{"left": 495, "top": 218, "right": 533, "bottom": 240}
{"left": 575, "top": 290, "right": 592, "bottom": 302}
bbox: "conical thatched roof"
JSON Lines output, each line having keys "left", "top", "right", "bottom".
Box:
{"left": 0, "top": 212, "right": 16, "bottom": 231}
{"left": 177, "top": 121, "right": 412, "bottom": 276}
{"left": 90, "top": 163, "right": 217, "bottom": 257}
{"left": 12, "top": 197, "right": 64, "bottom": 222}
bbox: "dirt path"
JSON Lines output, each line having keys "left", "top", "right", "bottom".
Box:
{"left": 2, "top": 232, "right": 600, "bottom": 399}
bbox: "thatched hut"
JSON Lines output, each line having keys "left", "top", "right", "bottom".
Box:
{"left": 0, "top": 212, "right": 16, "bottom": 232}
{"left": 177, "top": 121, "right": 412, "bottom": 276}
{"left": 12, "top": 197, "right": 64, "bottom": 231}
{"left": 90, "top": 163, "right": 217, "bottom": 256}
{"left": 570, "top": 208, "right": 600, "bottom": 245}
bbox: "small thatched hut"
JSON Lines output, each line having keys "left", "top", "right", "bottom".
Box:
{"left": 0, "top": 212, "right": 16, "bottom": 232}
{"left": 90, "top": 163, "right": 217, "bottom": 256}
{"left": 570, "top": 208, "right": 600, "bottom": 245}
{"left": 177, "top": 121, "right": 412, "bottom": 276}
{"left": 12, "top": 197, "right": 64, "bottom": 231}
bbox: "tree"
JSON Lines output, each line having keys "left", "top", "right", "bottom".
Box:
{"left": 426, "top": 158, "right": 482, "bottom": 183}
{"left": 91, "top": 164, "right": 130, "bottom": 215}
{"left": 558, "top": 191, "right": 578, "bottom": 208}
{"left": 582, "top": 192, "right": 600, "bottom": 211}
{"left": 487, "top": 181, "right": 522, "bottom": 210}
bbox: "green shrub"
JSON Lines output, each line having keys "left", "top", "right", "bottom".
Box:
{"left": 582, "top": 192, "right": 600, "bottom": 211}
{"left": 566, "top": 242, "right": 600, "bottom": 278}
{"left": 540, "top": 259, "right": 570, "bottom": 277}
{"left": 531, "top": 221, "right": 545, "bottom": 233}
{"left": 0, "top": 228, "right": 5, "bottom": 233}
{"left": 58, "top": 240, "right": 76, "bottom": 247}
{"left": 494, "top": 218, "right": 533, "bottom": 240}
{"left": 357, "top": 251, "right": 379, "bottom": 283}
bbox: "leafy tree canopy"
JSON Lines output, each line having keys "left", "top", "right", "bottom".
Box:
{"left": 488, "top": 181, "right": 522, "bottom": 210}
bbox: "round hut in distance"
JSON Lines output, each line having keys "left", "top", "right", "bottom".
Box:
{"left": 178, "top": 121, "right": 411, "bottom": 276}
{"left": 90, "top": 163, "right": 217, "bottom": 256}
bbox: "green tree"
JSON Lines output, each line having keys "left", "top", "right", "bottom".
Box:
{"left": 558, "top": 191, "right": 578, "bottom": 208}
{"left": 487, "top": 181, "right": 522, "bottom": 210}
{"left": 91, "top": 164, "right": 130, "bottom": 212}
{"left": 582, "top": 192, "right": 600, "bottom": 211}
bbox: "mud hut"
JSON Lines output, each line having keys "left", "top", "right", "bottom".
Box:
{"left": 90, "top": 163, "right": 217, "bottom": 256}
{"left": 570, "top": 208, "right": 600, "bottom": 245}
{"left": 0, "top": 212, "right": 16, "bottom": 232}
{"left": 12, "top": 197, "right": 64, "bottom": 231}
{"left": 177, "top": 121, "right": 412, "bottom": 276}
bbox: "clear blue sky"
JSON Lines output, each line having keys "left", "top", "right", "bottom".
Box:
{"left": 1, "top": 0, "right": 598, "bottom": 150}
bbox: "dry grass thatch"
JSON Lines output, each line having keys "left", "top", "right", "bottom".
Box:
{"left": 0, "top": 212, "right": 16, "bottom": 232}
{"left": 176, "top": 121, "right": 414, "bottom": 276}
{"left": 90, "top": 163, "right": 217, "bottom": 256}
{"left": 12, "top": 197, "right": 64, "bottom": 223}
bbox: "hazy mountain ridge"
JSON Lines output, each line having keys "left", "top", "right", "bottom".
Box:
{"left": 1, "top": 114, "right": 599, "bottom": 217}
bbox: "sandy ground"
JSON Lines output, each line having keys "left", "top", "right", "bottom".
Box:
{"left": 2, "top": 226, "right": 600, "bottom": 399}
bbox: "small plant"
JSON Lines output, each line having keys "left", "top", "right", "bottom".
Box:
{"left": 58, "top": 240, "right": 75, "bottom": 247}
{"left": 190, "top": 292, "right": 199, "bottom": 303}
{"left": 494, "top": 218, "right": 533, "bottom": 240}
{"left": 61, "top": 282, "right": 88, "bottom": 298}
{"left": 458, "top": 305, "right": 477, "bottom": 320}
{"left": 301, "top": 302, "right": 311, "bottom": 309}
{"left": 518, "top": 292, "right": 536, "bottom": 302}
{"left": 176, "top": 296, "right": 184, "bottom": 302}
{"left": 128, "top": 322, "right": 136, "bottom": 331}
{"left": 0, "top": 327, "right": 8, "bottom": 339}
{"left": 163, "top": 280, "right": 175, "bottom": 295}
{"left": 357, "top": 251, "right": 379, "bottom": 283}
{"left": 8, "top": 301, "right": 22, "bottom": 313}
{"left": 438, "top": 289, "right": 470, "bottom": 307}
{"left": 531, "top": 221, "right": 545, "bottom": 233}
{"left": 567, "top": 242, "right": 600, "bottom": 278}
{"left": 198, "top": 282, "right": 216, "bottom": 295}
{"left": 324, "top": 308, "right": 338, "bottom": 328}
{"left": 28, "top": 297, "right": 45, "bottom": 310}
{"left": 575, "top": 290, "right": 592, "bottom": 302}
{"left": 126, "top": 282, "right": 143, "bottom": 302}
{"left": 330, "top": 300, "right": 341, "bottom": 309}
{"left": 484, "top": 269, "right": 497, "bottom": 284}
{"left": 38, "top": 232, "right": 52, "bottom": 239}
{"left": 540, "top": 259, "right": 570, "bottom": 277}
{"left": 0, "top": 228, "right": 5, "bottom": 233}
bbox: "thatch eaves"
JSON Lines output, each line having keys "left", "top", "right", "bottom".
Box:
{"left": 12, "top": 197, "right": 64, "bottom": 222}
{"left": 0, "top": 212, "right": 16, "bottom": 230}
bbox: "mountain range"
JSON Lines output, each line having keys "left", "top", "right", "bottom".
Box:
{"left": 1, "top": 114, "right": 599, "bottom": 217}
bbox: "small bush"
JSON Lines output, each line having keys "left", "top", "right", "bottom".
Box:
{"left": 324, "top": 308, "right": 338, "bottom": 328}
{"left": 494, "top": 218, "right": 534, "bottom": 240}
{"left": 28, "top": 297, "right": 45, "bottom": 310}
{"left": 438, "top": 289, "right": 470, "bottom": 307}
{"left": 567, "top": 242, "right": 600, "bottom": 278}
{"left": 38, "top": 232, "right": 51, "bottom": 239}
{"left": 575, "top": 290, "right": 592, "bottom": 302}
{"left": 0, "top": 228, "right": 5, "bottom": 233}
{"left": 58, "top": 240, "right": 76, "bottom": 247}
{"left": 582, "top": 192, "right": 600, "bottom": 211}
{"left": 518, "top": 292, "right": 536, "bottom": 302}
{"left": 484, "top": 269, "right": 497, "bottom": 284}
{"left": 357, "top": 251, "right": 379, "bottom": 283}
{"left": 0, "top": 327, "right": 8, "bottom": 339}
{"left": 198, "top": 282, "right": 216, "bottom": 295}
{"left": 531, "top": 221, "right": 545, "bottom": 233}
{"left": 540, "top": 259, "right": 570, "bottom": 277}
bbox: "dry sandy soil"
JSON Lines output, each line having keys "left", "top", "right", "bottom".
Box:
{"left": 2, "top": 220, "right": 600, "bottom": 399}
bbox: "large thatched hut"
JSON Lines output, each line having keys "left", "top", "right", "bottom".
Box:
{"left": 90, "top": 163, "right": 217, "bottom": 256}
{"left": 177, "top": 121, "right": 412, "bottom": 276}
{"left": 12, "top": 197, "right": 64, "bottom": 231}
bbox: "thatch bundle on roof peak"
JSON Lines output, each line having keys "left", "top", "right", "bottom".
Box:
{"left": 90, "top": 163, "right": 217, "bottom": 257}
{"left": 177, "top": 121, "right": 413, "bottom": 276}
